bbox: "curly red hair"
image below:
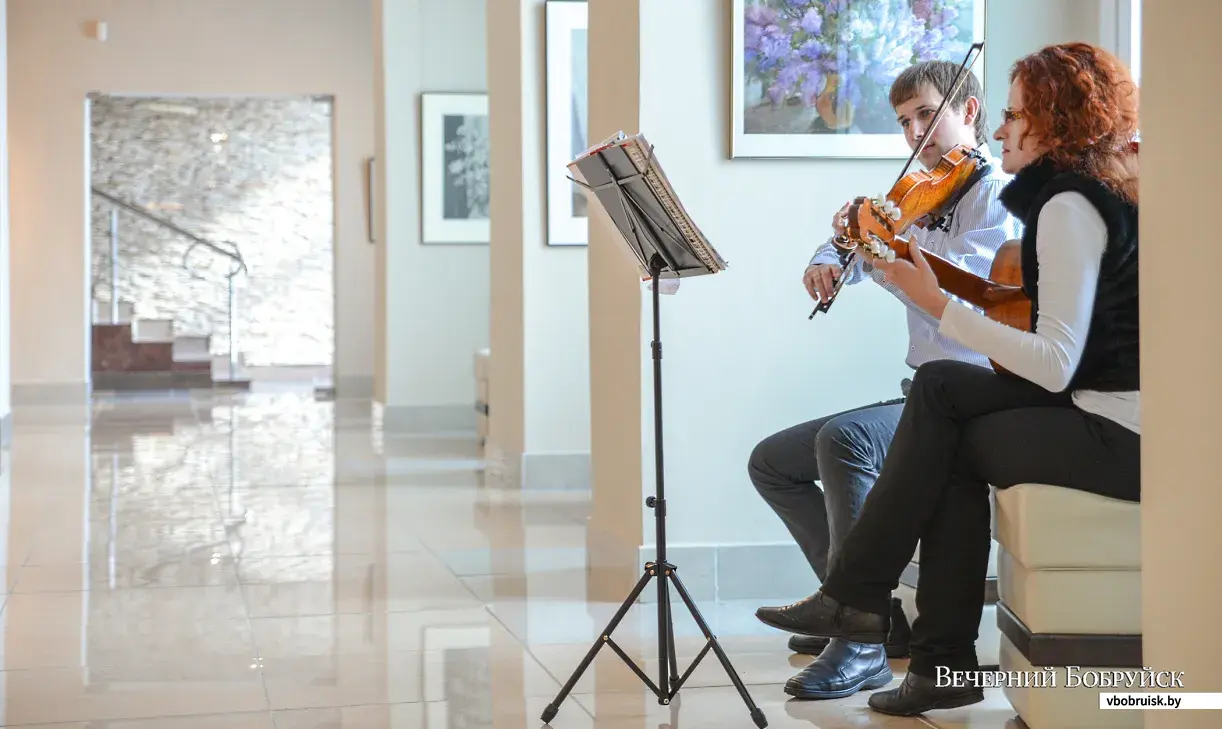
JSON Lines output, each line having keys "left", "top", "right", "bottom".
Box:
{"left": 1011, "top": 42, "right": 1140, "bottom": 204}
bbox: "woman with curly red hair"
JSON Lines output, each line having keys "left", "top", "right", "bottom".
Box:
{"left": 753, "top": 42, "right": 1141, "bottom": 716}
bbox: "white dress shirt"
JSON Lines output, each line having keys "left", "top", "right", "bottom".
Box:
{"left": 810, "top": 151, "right": 1023, "bottom": 371}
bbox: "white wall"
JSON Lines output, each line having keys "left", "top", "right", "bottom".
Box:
{"left": 486, "top": 0, "right": 590, "bottom": 473}
{"left": 374, "top": 0, "right": 490, "bottom": 413}
{"left": 587, "top": 0, "right": 1106, "bottom": 552}
{"left": 981, "top": 0, "right": 1102, "bottom": 158}
{"left": 7, "top": 0, "right": 375, "bottom": 396}
{"left": 587, "top": 0, "right": 910, "bottom": 550}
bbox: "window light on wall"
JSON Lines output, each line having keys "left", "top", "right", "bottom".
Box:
{"left": 1129, "top": 0, "right": 1142, "bottom": 85}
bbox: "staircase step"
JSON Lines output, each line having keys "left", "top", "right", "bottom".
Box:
{"left": 93, "top": 371, "right": 215, "bottom": 391}
{"left": 132, "top": 318, "right": 174, "bottom": 342}
{"left": 91, "top": 324, "right": 175, "bottom": 372}
{"left": 171, "top": 359, "right": 212, "bottom": 373}
{"left": 211, "top": 353, "right": 246, "bottom": 381}
{"left": 172, "top": 335, "right": 212, "bottom": 362}
{"left": 93, "top": 300, "right": 135, "bottom": 324}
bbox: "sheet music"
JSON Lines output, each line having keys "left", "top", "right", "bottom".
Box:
{"left": 618, "top": 134, "right": 726, "bottom": 276}
{"left": 568, "top": 132, "right": 726, "bottom": 281}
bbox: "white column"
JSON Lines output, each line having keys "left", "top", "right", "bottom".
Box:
{"left": 485, "top": 0, "right": 591, "bottom": 488}
{"left": 585, "top": 0, "right": 646, "bottom": 554}
{"left": 1141, "top": 1, "right": 1222, "bottom": 725}
{"left": 373, "top": 0, "right": 491, "bottom": 430}
{"left": 0, "top": 0, "right": 10, "bottom": 440}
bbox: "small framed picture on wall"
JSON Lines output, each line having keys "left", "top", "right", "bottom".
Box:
{"left": 545, "top": 0, "right": 589, "bottom": 246}
{"left": 421, "top": 92, "right": 490, "bottom": 244}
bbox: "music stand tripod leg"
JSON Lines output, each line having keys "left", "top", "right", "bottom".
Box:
{"left": 539, "top": 566, "right": 659, "bottom": 724}
{"left": 541, "top": 251, "right": 767, "bottom": 728}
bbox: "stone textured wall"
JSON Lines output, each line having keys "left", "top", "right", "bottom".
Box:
{"left": 90, "top": 96, "right": 334, "bottom": 367}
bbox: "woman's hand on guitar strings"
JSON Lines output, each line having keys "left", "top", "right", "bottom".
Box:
{"left": 873, "top": 243, "right": 950, "bottom": 319}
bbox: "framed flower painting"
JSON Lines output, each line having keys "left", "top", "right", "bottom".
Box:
{"left": 731, "top": 0, "right": 986, "bottom": 159}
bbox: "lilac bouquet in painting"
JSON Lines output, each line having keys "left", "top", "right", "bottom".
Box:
{"left": 742, "top": 0, "right": 976, "bottom": 135}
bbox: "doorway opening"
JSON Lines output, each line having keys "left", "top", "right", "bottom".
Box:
{"left": 88, "top": 94, "right": 335, "bottom": 391}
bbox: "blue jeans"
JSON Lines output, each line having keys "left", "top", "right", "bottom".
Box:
{"left": 748, "top": 397, "right": 905, "bottom": 584}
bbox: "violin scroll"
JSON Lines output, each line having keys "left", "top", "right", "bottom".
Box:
{"left": 844, "top": 144, "right": 987, "bottom": 261}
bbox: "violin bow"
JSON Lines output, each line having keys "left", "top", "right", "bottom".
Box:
{"left": 810, "top": 41, "right": 985, "bottom": 321}
{"left": 895, "top": 41, "right": 986, "bottom": 186}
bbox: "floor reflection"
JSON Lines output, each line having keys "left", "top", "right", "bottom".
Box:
{"left": 0, "top": 390, "right": 1022, "bottom": 728}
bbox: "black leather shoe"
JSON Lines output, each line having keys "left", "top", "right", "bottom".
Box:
{"left": 788, "top": 597, "right": 910, "bottom": 657}
{"left": 886, "top": 596, "right": 912, "bottom": 658}
{"left": 784, "top": 639, "right": 893, "bottom": 700}
{"left": 787, "top": 634, "right": 829, "bottom": 655}
{"left": 755, "top": 590, "right": 889, "bottom": 644}
{"left": 867, "top": 671, "right": 984, "bottom": 716}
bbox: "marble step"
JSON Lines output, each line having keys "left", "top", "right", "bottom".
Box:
{"left": 92, "top": 300, "right": 135, "bottom": 324}
{"left": 131, "top": 318, "right": 173, "bottom": 342}
{"left": 172, "top": 335, "right": 212, "bottom": 362}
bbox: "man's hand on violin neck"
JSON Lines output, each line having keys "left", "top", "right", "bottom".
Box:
{"left": 832, "top": 202, "right": 851, "bottom": 237}
{"left": 804, "top": 263, "right": 842, "bottom": 303}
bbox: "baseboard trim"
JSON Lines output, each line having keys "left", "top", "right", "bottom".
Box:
{"left": 636, "top": 542, "right": 814, "bottom": 604}
{"left": 520, "top": 452, "right": 589, "bottom": 491}
{"left": 381, "top": 404, "right": 474, "bottom": 434}
{"left": 628, "top": 542, "right": 1001, "bottom": 606}
{"left": 998, "top": 602, "right": 1142, "bottom": 668}
{"left": 483, "top": 442, "right": 521, "bottom": 489}
{"left": 12, "top": 382, "right": 89, "bottom": 406}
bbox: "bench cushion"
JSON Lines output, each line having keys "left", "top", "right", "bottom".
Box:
{"left": 998, "top": 548, "right": 1141, "bottom": 635}
{"left": 994, "top": 483, "right": 1140, "bottom": 570}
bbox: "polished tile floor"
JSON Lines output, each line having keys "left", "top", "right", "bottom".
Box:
{"left": 0, "top": 389, "right": 1025, "bottom": 728}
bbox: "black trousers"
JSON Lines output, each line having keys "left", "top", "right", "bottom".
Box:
{"left": 820, "top": 360, "right": 1140, "bottom": 678}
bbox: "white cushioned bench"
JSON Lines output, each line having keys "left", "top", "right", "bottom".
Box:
{"left": 992, "top": 483, "right": 1143, "bottom": 729}
{"left": 474, "top": 348, "right": 490, "bottom": 449}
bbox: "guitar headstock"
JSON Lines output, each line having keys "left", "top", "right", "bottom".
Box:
{"left": 858, "top": 237, "right": 899, "bottom": 264}
{"left": 843, "top": 195, "right": 907, "bottom": 263}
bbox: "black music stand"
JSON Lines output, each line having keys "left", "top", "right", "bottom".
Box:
{"left": 540, "top": 135, "right": 766, "bottom": 729}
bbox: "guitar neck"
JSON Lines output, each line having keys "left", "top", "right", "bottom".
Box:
{"left": 888, "top": 239, "right": 1019, "bottom": 308}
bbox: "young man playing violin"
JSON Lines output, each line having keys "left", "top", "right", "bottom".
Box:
{"left": 754, "top": 42, "right": 1141, "bottom": 716}
{"left": 747, "top": 60, "right": 1022, "bottom": 701}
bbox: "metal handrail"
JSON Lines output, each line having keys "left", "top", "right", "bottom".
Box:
{"left": 91, "top": 187, "right": 249, "bottom": 380}
{"left": 91, "top": 186, "right": 247, "bottom": 273}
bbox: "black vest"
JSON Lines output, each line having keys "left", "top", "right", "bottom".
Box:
{"left": 997, "top": 157, "right": 1139, "bottom": 392}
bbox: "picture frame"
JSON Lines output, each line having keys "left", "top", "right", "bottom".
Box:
{"left": 545, "top": 1, "right": 589, "bottom": 246}
{"left": 730, "top": 0, "right": 987, "bottom": 159}
{"left": 421, "top": 92, "right": 490, "bottom": 244}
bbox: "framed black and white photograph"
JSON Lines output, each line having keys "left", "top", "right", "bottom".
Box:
{"left": 421, "top": 92, "right": 490, "bottom": 244}
{"left": 545, "top": 1, "right": 589, "bottom": 246}
{"left": 731, "top": 0, "right": 986, "bottom": 159}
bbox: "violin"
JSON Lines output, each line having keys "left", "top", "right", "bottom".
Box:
{"left": 842, "top": 143, "right": 988, "bottom": 259}
{"left": 811, "top": 42, "right": 987, "bottom": 317}
{"left": 808, "top": 41, "right": 1031, "bottom": 375}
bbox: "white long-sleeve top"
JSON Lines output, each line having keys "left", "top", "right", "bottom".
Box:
{"left": 938, "top": 191, "right": 1140, "bottom": 433}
